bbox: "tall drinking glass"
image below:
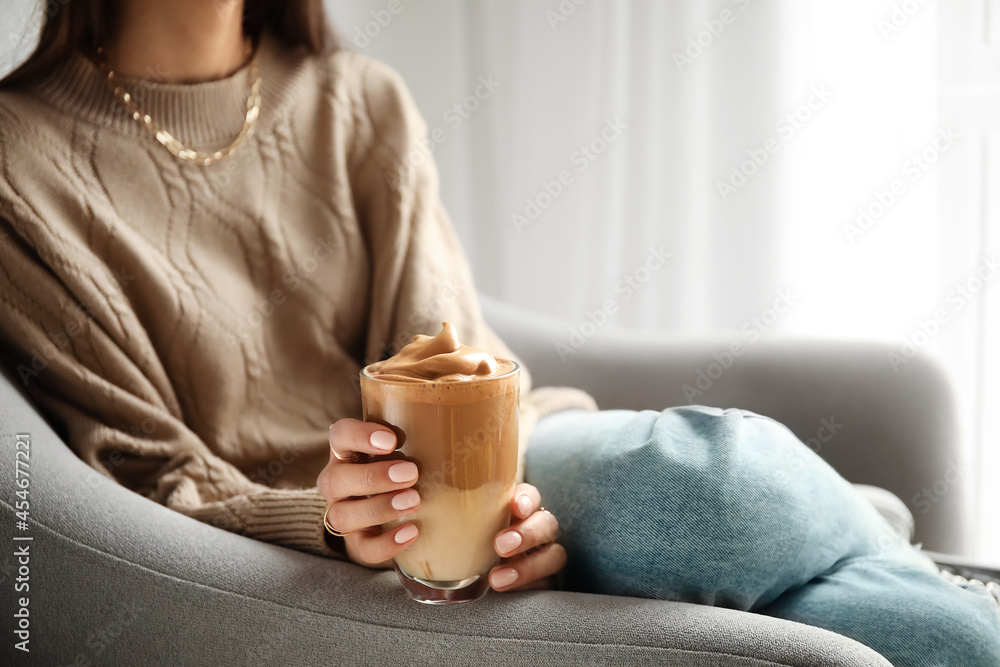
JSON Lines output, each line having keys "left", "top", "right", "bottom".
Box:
{"left": 360, "top": 361, "right": 520, "bottom": 604}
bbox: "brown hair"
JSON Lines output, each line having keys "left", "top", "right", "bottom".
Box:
{"left": 0, "top": 0, "right": 335, "bottom": 88}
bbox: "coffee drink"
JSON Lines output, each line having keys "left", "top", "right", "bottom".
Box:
{"left": 361, "top": 323, "right": 519, "bottom": 604}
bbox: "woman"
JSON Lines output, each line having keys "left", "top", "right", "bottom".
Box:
{"left": 0, "top": 1, "right": 996, "bottom": 664}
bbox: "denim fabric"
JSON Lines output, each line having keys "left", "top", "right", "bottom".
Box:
{"left": 525, "top": 407, "right": 1000, "bottom": 667}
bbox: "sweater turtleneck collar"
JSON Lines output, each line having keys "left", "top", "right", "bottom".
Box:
{"left": 31, "top": 31, "right": 309, "bottom": 149}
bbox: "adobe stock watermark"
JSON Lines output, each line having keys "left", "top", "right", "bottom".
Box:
{"left": 673, "top": 0, "right": 753, "bottom": 73}
{"left": 843, "top": 127, "right": 958, "bottom": 244}
{"left": 877, "top": 0, "right": 930, "bottom": 41}
{"left": 224, "top": 232, "right": 340, "bottom": 347}
{"left": 350, "top": 0, "right": 414, "bottom": 49}
{"left": 913, "top": 459, "right": 970, "bottom": 515}
{"left": 555, "top": 245, "right": 672, "bottom": 362}
{"left": 552, "top": 497, "right": 587, "bottom": 536}
{"left": 887, "top": 255, "right": 999, "bottom": 371}
{"left": 108, "top": 64, "right": 169, "bottom": 115}
{"left": 417, "top": 413, "right": 511, "bottom": 502}
{"left": 12, "top": 433, "right": 32, "bottom": 654}
{"left": 78, "top": 420, "right": 160, "bottom": 494}
{"left": 350, "top": 277, "right": 471, "bottom": 396}
{"left": 181, "top": 439, "right": 320, "bottom": 550}
{"left": 66, "top": 602, "right": 146, "bottom": 667}
{"left": 681, "top": 288, "right": 799, "bottom": 401}
{"left": 382, "top": 278, "right": 470, "bottom": 359}
{"left": 247, "top": 441, "right": 313, "bottom": 487}
{"left": 383, "top": 74, "right": 502, "bottom": 193}
{"left": 545, "top": 0, "right": 590, "bottom": 31}
{"left": 772, "top": 416, "right": 844, "bottom": 486}
{"left": 512, "top": 117, "right": 628, "bottom": 233}
{"left": 194, "top": 104, "right": 300, "bottom": 204}
{"left": 16, "top": 303, "right": 98, "bottom": 386}
{"left": 15, "top": 278, "right": 135, "bottom": 387}
{"left": 801, "top": 416, "right": 844, "bottom": 457}
{"left": 716, "top": 85, "right": 833, "bottom": 202}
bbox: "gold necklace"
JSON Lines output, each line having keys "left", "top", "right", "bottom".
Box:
{"left": 98, "top": 44, "right": 261, "bottom": 167}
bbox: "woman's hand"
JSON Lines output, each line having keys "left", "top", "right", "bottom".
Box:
{"left": 488, "top": 483, "right": 567, "bottom": 592}
{"left": 317, "top": 418, "right": 419, "bottom": 568}
{"left": 317, "top": 421, "right": 567, "bottom": 588}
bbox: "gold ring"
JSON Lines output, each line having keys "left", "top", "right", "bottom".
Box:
{"left": 333, "top": 450, "right": 365, "bottom": 464}
{"left": 538, "top": 506, "right": 550, "bottom": 514}
{"left": 323, "top": 503, "right": 353, "bottom": 537}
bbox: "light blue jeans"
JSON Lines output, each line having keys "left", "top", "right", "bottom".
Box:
{"left": 525, "top": 407, "right": 1000, "bottom": 667}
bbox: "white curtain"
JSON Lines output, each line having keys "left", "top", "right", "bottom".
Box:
{"left": 328, "top": 0, "right": 997, "bottom": 561}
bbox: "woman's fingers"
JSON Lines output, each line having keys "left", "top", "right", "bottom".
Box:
{"left": 317, "top": 419, "right": 411, "bottom": 504}
{"left": 492, "top": 488, "right": 566, "bottom": 591}
{"left": 345, "top": 524, "right": 420, "bottom": 568}
{"left": 319, "top": 458, "right": 418, "bottom": 501}
{"left": 321, "top": 418, "right": 420, "bottom": 569}
{"left": 324, "top": 489, "right": 421, "bottom": 535}
{"left": 510, "top": 483, "right": 542, "bottom": 520}
{"left": 494, "top": 507, "right": 559, "bottom": 558}
{"left": 328, "top": 418, "right": 398, "bottom": 461}
{"left": 489, "top": 543, "right": 567, "bottom": 592}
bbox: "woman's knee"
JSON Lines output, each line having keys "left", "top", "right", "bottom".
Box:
{"left": 526, "top": 406, "right": 871, "bottom": 607}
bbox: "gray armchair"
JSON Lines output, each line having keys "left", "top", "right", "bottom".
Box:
{"left": 481, "top": 295, "right": 964, "bottom": 554}
{"left": 0, "top": 295, "right": 966, "bottom": 666}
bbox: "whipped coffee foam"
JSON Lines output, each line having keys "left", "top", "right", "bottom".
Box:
{"left": 366, "top": 322, "right": 515, "bottom": 383}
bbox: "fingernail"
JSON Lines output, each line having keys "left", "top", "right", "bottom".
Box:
{"left": 516, "top": 494, "right": 532, "bottom": 516}
{"left": 491, "top": 567, "right": 518, "bottom": 589}
{"left": 370, "top": 430, "right": 396, "bottom": 451}
{"left": 495, "top": 531, "right": 522, "bottom": 555}
{"left": 392, "top": 489, "right": 420, "bottom": 510}
{"left": 388, "top": 461, "right": 418, "bottom": 483}
{"left": 394, "top": 524, "right": 418, "bottom": 544}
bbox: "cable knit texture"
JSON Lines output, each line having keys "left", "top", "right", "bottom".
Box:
{"left": 0, "top": 33, "right": 596, "bottom": 557}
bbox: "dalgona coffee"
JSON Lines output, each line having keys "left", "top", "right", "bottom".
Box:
{"left": 361, "top": 323, "right": 520, "bottom": 604}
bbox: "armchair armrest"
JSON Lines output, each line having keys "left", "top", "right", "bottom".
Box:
{"left": 481, "top": 294, "right": 964, "bottom": 554}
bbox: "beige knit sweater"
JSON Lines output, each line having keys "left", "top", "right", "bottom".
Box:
{"left": 0, "top": 33, "right": 595, "bottom": 557}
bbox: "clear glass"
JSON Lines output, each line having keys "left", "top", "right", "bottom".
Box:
{"left": 359, "top": 362, "right": 520, "bottom": 604}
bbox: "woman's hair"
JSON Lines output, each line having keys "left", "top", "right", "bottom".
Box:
{"left": 0, "top": 0, "right": 335, "bottom": 88}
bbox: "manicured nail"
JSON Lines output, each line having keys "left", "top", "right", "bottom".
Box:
{"left": 392, "top": 489, "right": 420, "bottom": 510}
{"left": 516, "top": 494, "right": 533, "bottom": 517}
{"left": 388, "top": 461, "right": 418, "bottom": 483}
{"left": 491, "top": 567, "right": 518, "bottom": 589}
{"left": 495, "top": 531, "right": 522, "bottom": 555}
{"left": 370, "top": 430, "right": 396, "bottom": 451}
{"left": 394, "top": 524, "right": 418, "bottom": 544}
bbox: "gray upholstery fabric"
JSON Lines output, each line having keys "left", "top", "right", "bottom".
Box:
{"left": 1, "top": 296, "right": 945, "bottom": 666}
{"left": 480, "top": 295, "right": 963, "bottom": 554}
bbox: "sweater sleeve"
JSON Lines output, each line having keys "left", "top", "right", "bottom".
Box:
{"left": 0, "top": 215, "right": 337, "bottom": 558}
{"left": 347, "top": 57, "right": 597, "bottom": 477}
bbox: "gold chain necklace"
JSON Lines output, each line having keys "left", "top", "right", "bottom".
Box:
{"left": 98, "top": 44, "right": 261, "bottom": 167}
